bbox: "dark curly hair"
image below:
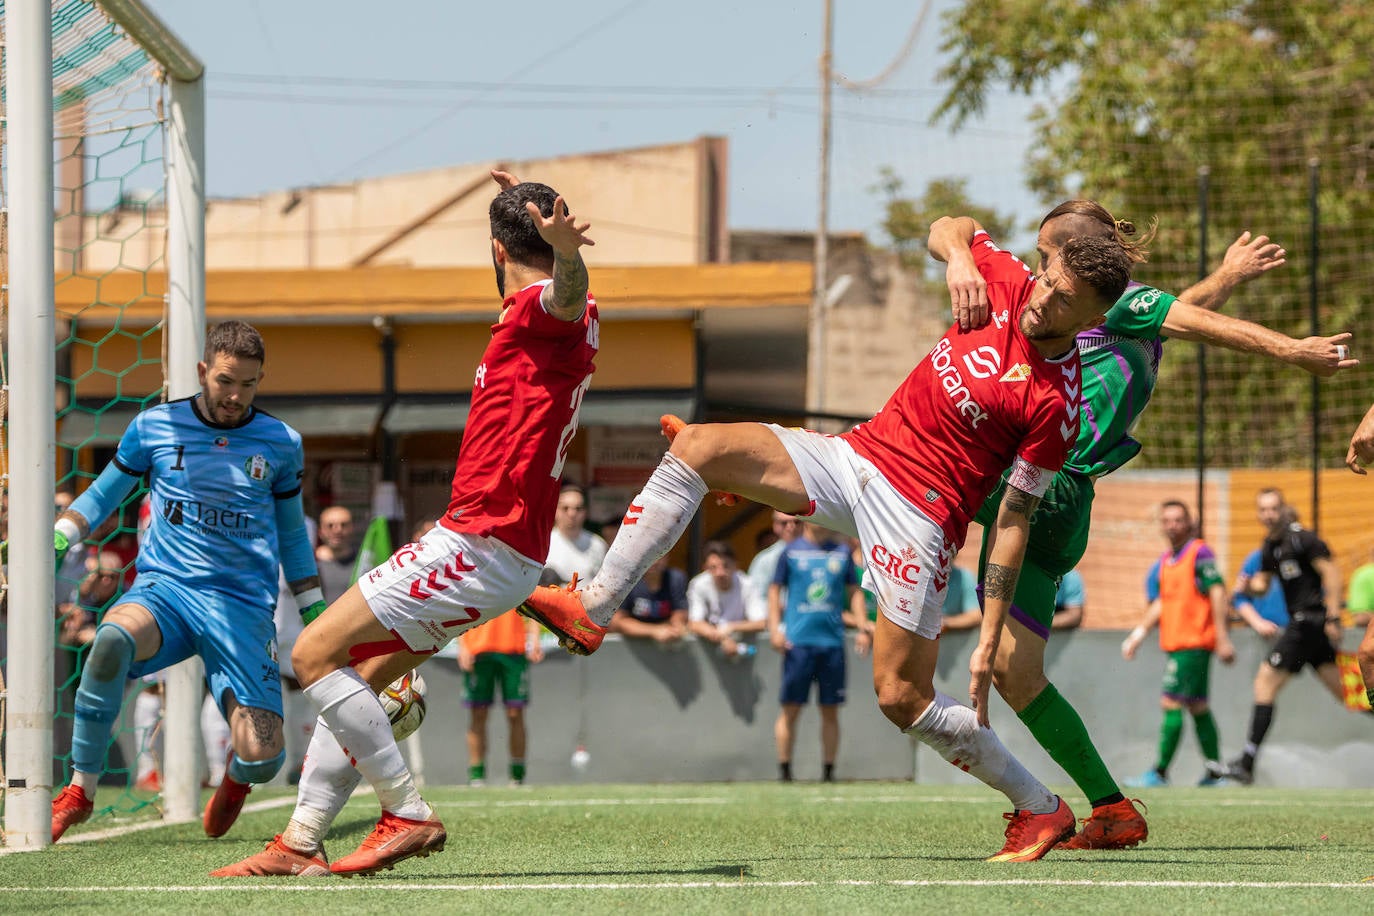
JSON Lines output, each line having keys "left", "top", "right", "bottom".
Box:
{"left": 489, "top": 182, "right": 562, "bottom": 272}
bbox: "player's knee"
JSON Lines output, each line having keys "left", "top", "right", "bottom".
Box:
{"left": 665, "top": 422, "right": 715, "bottom": 468}
{"left": 873, "top": 672, "right": 927, "bottom": 729}
{"left": 290, "top": 641, "right": 325, "bottom": 687}
{"left": 990, "top": 661, "right": 1044, "bottom": 711}
{"left": 87, "top": 622, "right": 136, "bottom": 682}
{"left": 228, "top": 749, "right": 285, "bottom": 785}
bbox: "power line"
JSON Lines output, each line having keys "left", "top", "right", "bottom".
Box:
{"left": 207, "top": 71, "right": 947, "bottom": 100}
{"left": 330, "top": 0, "right": 656, "bottom": 182}
{"left": 247, "top": 0, "right": 323, "bottom": 178}
{"left": 835, "top": 0, "right": 933, "bottom": 91}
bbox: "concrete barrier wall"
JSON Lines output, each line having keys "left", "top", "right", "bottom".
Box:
{"left": 406, "top": 629, "right": 1374, "bottom": 790}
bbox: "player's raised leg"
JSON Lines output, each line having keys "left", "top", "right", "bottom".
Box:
{"left": 872, "top": 613, "right": 1075, "bottom": 862}
{"left": 521, "top": 421, "right": 808, "bottom": 651}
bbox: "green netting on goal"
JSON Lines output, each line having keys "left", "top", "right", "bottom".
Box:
{"left": 2, "top": 0, "right": 169, "bottom": 823}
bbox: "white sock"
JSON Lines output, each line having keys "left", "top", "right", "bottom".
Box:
{"left": 133, "top": 689, "right": 163, "bottom": 782}
{"left": 281, "top": 717, "right": 363, "bottom": 854}
{"left": 305, "top": 668, "right": 431, "bottom": 821}
{"left": 907, "top": 691, "right": 1056, "bottom": 814}
{"left": 581, "top": 452, "right": 709, "bottom": 625}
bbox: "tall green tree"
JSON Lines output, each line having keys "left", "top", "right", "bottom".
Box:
{"left": 872, "top": 169, "right": 1017, "bottom": 277}
{"left": 933, "top": 0, "right": 1372, "bottom": 468}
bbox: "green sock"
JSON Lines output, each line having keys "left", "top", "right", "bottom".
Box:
{"left": 1192, "top": 709, "right": 1220, "bottom": 762}
{"left": 469, "top": 762, "right": 486, "bottom": 782}
{"left": 510, "top": 760, "right": 526, "bottom": 783}
{"left": 1018, "top": 683, "right": 1121, "bottom": 806}
{"left": 1156, "top": 707, "right": 1184, "bottom": 774}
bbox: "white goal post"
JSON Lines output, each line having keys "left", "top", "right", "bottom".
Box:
{"left": 3, "top": 0, "right": 204, "bottom": 849}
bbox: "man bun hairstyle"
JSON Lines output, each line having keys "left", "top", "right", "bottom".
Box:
{"left": 490, "top": 181, "right": 561, "bottom": 271}
{"left": 204, "top": 319, "right": 265, "bottom": 364}
{"left": 1059, "top": 235, "right": 1133, "bottom": 307}
{"left": 1041, "top": 199, "right": 1155, "bottom": 264}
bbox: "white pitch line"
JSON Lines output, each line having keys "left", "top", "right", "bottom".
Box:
{"left": 0, "top": 796, "right": 297, "bottom": 855}
{"left": 807, "top": 795, "right": 1374, "bottom": 809}
{"left": 1, "top": 878, "right": 1372, "bottom": 892}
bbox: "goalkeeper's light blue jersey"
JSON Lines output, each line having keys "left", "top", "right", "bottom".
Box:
{"left": 113, "top": 396, "right": 304, "bottom": 610}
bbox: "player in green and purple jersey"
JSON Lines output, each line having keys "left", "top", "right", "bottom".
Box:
{"left": 929, "top": 202, "right": 1356, "bottom": 850}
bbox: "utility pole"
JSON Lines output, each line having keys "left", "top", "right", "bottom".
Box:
{"left": 808, "top": 0, "right": 834, "bottom": 420}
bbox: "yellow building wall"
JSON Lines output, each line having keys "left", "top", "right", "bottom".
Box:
{"left": 67, "top": 317, "right": 697, "bottom": 400}
{"left": 75, "top": 139, "right": 722, "bottom": 272}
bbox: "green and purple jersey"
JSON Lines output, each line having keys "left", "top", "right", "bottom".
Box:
{"left": 1063, "top": 283, "right": 1175, "bottom": 478}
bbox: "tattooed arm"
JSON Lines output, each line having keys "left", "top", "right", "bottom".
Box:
{"left": 970, "top": 483, "right": 1041, "bottom": 727}
{"left": 528, "top": 194, "right": 596, "bottom": 322}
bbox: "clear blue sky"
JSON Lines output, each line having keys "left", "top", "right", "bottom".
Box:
{"left": 145, "top": 0, "right": 1044, "bottom": 244}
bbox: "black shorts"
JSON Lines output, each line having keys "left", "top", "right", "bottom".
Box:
{"left": 1266, "top": 619, "right": 1337, "bottom": 673}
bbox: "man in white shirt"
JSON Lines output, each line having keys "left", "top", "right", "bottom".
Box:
{"left": 544, "top": 485, "right": 608, "bottom": 586}
{"left": 688, "top": 541, "right": 766, "bottom": 657}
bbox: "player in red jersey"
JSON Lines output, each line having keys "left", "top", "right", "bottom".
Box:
{"left": 212, "top": 170, "right": 597, "bottom": 878}
{"left": 524, "top": 233, "right": 1134, "bottom": 861}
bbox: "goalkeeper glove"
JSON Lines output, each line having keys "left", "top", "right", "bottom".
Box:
{"left": 301, "top": 600, "right": 327, "bottom": 625}
{"left": 295, "top": 587, "right": 327, "bottom": 625}
{"left": 0, "top": 530, "right": 71, "bottom": 564}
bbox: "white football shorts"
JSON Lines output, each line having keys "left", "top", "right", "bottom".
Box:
{"left": 766, "top": 424, "right": 956, "bottom": 640}
{"left": 359, "top": 523, "right": 543, "bottom": 654}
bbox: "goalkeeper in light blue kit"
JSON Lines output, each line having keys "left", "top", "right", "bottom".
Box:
{"left": 50, "top": 320, "right": 325, "bottom": 843}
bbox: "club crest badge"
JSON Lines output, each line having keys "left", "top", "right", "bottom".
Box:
{"left": 245, "top": 454, "right": 270, "bottom": 481}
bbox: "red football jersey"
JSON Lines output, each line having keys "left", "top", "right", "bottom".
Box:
{"left": 842, "top": 231, "right": 1081, "bottom": 545}
{"left": 439, "top": 281, "right": 599, "bottom": 563}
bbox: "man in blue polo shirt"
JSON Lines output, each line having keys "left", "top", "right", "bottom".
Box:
{"left": 768, "top": 521, "right": 866, "bottom": 783}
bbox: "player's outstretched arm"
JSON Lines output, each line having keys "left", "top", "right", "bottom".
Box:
{"left": 1178, "top": 231, "right": 1287, "bottom": 311}
{"left": 56, "top": 460, "right": 142, "bottom": 551}
{"left": 1346, "top": 403, "right": 1374, "bottom": 474}
{"left": 529, "top": 196, "right": 595, "bottom": 322}
{"left": 1161, "top": 302, "right": 1356, "bottom": 378}
{"left": 975, "top": 484, "right": 1039, "bottom": 727}
{"left": 927, "top": 216, "right": 988, "bottom": 331}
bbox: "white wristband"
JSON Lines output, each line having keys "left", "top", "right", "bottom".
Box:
{"left": 1130, "top": 625, "right": 1148, "bottom": 642}
{"left": 295, "top": 587, "right": 324, "bottom": 611}
{"left": 55, "top": 517, "right": 81, "bottom": 542}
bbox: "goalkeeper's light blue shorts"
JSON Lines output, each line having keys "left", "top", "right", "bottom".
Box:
{"left": 123, "top": 574, "right": 282, "bottom": 717}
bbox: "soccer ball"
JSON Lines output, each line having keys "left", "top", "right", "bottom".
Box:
{"left": 379, "top": 670, "right": 427, "bottom": 741}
